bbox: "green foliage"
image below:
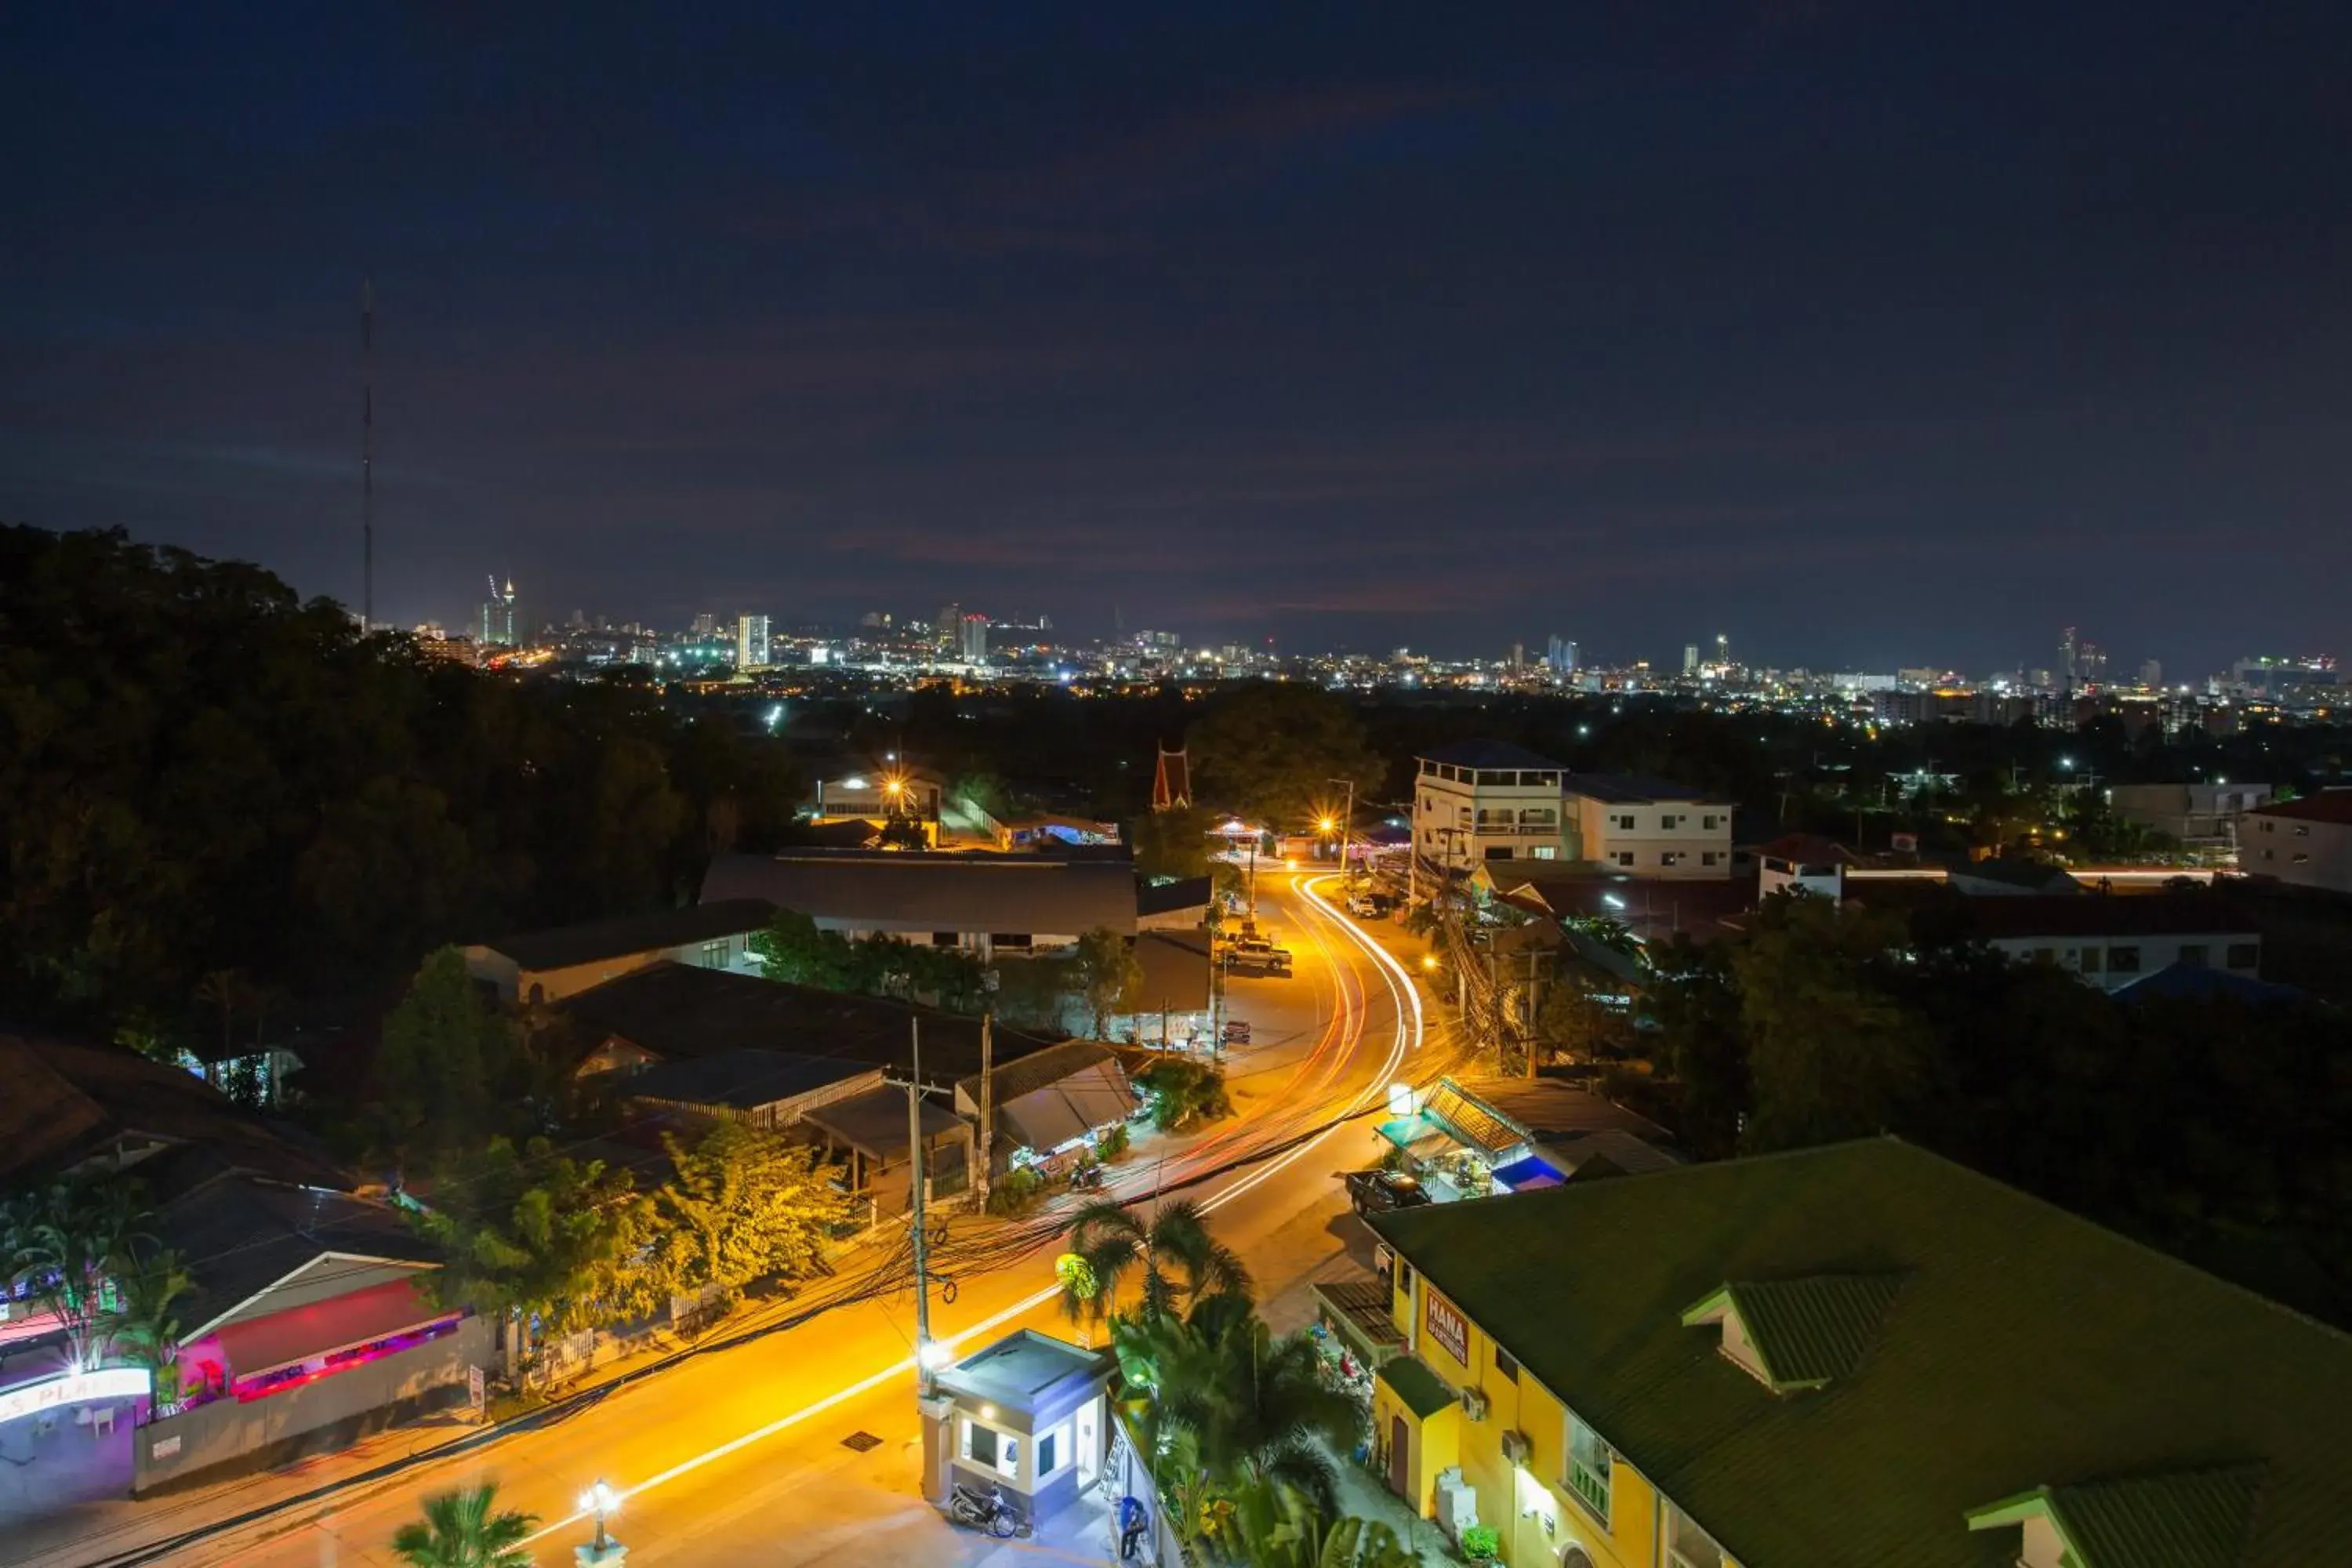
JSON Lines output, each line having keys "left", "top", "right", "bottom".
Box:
{"left": 751, "top": 907, "right": 988, "bottom": 1012}
{"left": 106, "top": 1247, "right": 193, "bottom": 1406}
{"left": 1065, "top": 1196, "right": 1251, "bottom": 1333}
{"left": 1458, "top": 1523, "right": 1501, "bottom": 1562}
{"left": 390, "top": 1483, "right": 538, "bottom": 1568}
{"left": 1, "top": 1170, "right": 150, "bottom": 1371}
{"left": 1075, "top": 927, "right": 1145, "bottom": 1036}
{"left": 1128, "top": 804, "right": 1218, "bottom": 882}
{"left": 1187, "top": 684, "right": 1381, "bottom": 826}
{"left": 411, "top": 1138, "right": 652, "bottom": 1337}
{"left": 376, "top": 947, "right": 517, "bottom": 1166}
{"left": 649, "top": 1121, "right": 848, "bottom": 1301}
{"left": 1136, "top": 1058, "right": 1233, "bottom": 1131}
{"left": 0, "top": 525, "right": 795, "bottom": 1040}
{"left": 1095, "top": 1122, "right": 1131, "bottom": 1161}
{"left": 986, "top": 1164, "right": 1048, "bottom": 1216}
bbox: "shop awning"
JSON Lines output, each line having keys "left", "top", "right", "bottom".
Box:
{"left": 217, "top": 1276, "right": 456, "bottom": 1381}
{"left": 1376, "top": 1114, "right": 1460, "bottom": 1163}
{"left": 1000, "top": 1062, "right": 1136, "bottom": 1155}
{"left": 1493, "top": 1155, "right": 1566, "bottom": 1192}
{"left": 1312, "top": 1279, "right": 1403, "bottom": 1365}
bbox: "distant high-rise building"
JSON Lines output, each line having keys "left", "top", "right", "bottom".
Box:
{"left": 1546, "top": 634, "right": 1579, "bottom": 675}
{"left": 959, "top": 612, "right": 990, "bottom": 662}
{"left": 1509, "top": 641, "right": 1525, "bottom": 667}
{"left": 735, "top": 613, "right": 771, "bottom": 669}
{"left": 2139, "top": 659, "right": 2163, "bottom": 688}
{"left": 935, "top": 603, "right": 960, "bottom": 652}
{"left": 478, "top": 576, "right": 517, "bottom": 646}
{"left": 2060, "top": 626, "right": 2081, "bottom": 688}
{"left": 691, "top": 612, "right": 718, "bottom": 637}
{"left": 1682, "top": 643, "right": 1700, "bottom": 675}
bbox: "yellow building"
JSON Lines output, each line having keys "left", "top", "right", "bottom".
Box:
{"left": 1366, "top": 1138, "right": 2352, "bottom": 1567}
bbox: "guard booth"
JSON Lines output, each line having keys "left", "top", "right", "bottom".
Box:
{"left": 931, "top": 1330, "right": 1115, "bottom": 1529}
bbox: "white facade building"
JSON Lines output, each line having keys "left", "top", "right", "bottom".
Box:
{"left": 1411, "top": 742, "right": 1570, "bottom": 869}
{"left": 2239, "top": 792, "right": 2352, "bottom": 895}
{"left": 735, "top": 612, "right": 771, "bottom": 669}
{"left": 1567, "top": 774, "right": 1736, "bottom": 880}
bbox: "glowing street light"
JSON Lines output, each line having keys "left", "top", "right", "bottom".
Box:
{"left": 1421, "top": 953, "right": 1440, "bottom": 972}
{"left": 917, "top": 1338, "right": 955, "bottom": 1372}
{"left": 579, "top": 1479, "right": 622, "bottom": 1560}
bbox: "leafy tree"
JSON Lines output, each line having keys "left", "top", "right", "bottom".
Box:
{"left": 1153, "top": 1315, "right": 1363, "bottom": 1512}
{"left": 1, "top": 1171, "right": 147, "bottom": 1371}
{"left": 750, "top": 908, "right": 858, "bottom": 989}
{"left": 1074, "top": 927, "right": 1145, "bottom": 1037}
{"left": 390, "top": 1483, "right": 538, "bottom": 1568}
{"left": 411, "top": 1138, "right": 652, "bottom": 1345}
{"left": 1187, "top": 684, "right": 1381, "bottom": 826}
{"left": 376, "top": 947, "right": 514, "bottom": 1167}
{"left": 1221, "top": 1475, "right": 1417, "bottom": 1568}
{"left": 105, "top": 1246, "right": 193, "bottom": 1406}
{"left": 1128, "top": 804, "right": 1218, "bottom": 883}
{"left": 1731, "top": 896, "right": 1931, "bottom": 1151}
{"left": 1134, "top": 1058, "right": 1233, "bottom": 1131}
{"left": 649, "top": 1122, "right": 848, "bottom": 1303}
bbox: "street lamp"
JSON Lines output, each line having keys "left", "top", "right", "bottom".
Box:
{"left": 579, "top": 1479, "right": 622, "bottom": 1563}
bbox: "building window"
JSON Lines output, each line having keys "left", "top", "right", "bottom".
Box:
{"left": 1664, "top": 1502, "right": 1727, "bottom": 1568}
{"left": 1494, "top": 1346, "right": 1519, "bottom": 1381}
{"left": 1614, "top": 815, "right": 1638, "bottom": 831}
{"left": 2178, "top": 944, "right": 2209, "bottom": 967}
{"left": 1700, "top": 851, "right": 1720, "bottom": 866}
{"left": 1533, "top": 846, "right": 1557, "bottom": 860}
{"left": 1702, "top": 815, "right": 1722, "bottom": 830}
{"left": 990, "top": 933, "right": 1033, "bottom": 950}
{"left": 1614, "top": 851, "right": 1635, "bottom": 867}
{"left": 1039, "top": 1422, "right": 1066, "bottom": 1476}
{"left": 1660, "top": 851, "right": 1683, "bottom": 867}
{"left": 1659, "top": 814, "right": 1681, "bottom": 830}
{"left": 2078, "top": 948, "right": 2103, "bottom": 974}
{"left": 933, "top": 931, "right": 960, "bottom": 948}
{"left": 696, "top": 939, "right": 731, "bottom": 969}
{"left": 1564, "top": 1411, "right": 1610, "bottom": 1525}
{"left": 964, "top": 1419, "right": 998, "bottom": 1468}
{"left": 2227, "top": 942, "right": 2259, "bottom": 970}
{"left": 2109, "top": 946, "right": 2142, "bottom": 975}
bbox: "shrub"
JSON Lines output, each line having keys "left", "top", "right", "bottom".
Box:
{"left": 1461, "top": 1523, "right": 1501, "bottom": 1562}
{"left": 1135, "top": 1060, "right": 1233, "bottom": 1131}
{"left": 986, "top": 1165, "right": 1047, "bottom": 1217}
{"left": 1096, "top": 1123, "right": 1131, "bottom": 1161}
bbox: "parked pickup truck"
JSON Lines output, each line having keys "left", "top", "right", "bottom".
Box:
{"left": 1343, "top": 1168, "right": 1432, "bottom": 1217}
{"left": 1221, "top": 941, "right": 1293, "bottom": 978}
{"left": 1345, "top": 888, "right": 1392, "bottom": 919}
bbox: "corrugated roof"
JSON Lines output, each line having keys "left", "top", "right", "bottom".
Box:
{"left": 2054, "top": 1465, "right": 2264, "bottom": 1568}
{"left": 956, "top": 1037, "right": 1120, "bottom": 1111}
{"left": 802, "top": 1085, "right": 966, "bottom": 1161}
{"left": 1134, "top": 930, "right": 1213, "bottom": 1012}
{"left": 1368, "top": 1138, "right": 2352, "bottom": 1567}
{"left": 1423, "top": 1082, "right": 1527, "bottom": 1159}
{"left": 481, "top": 899, "right": 776, "bottom": 972}
{"left": 620, "top": 1048, "right": 880, "bottom": 1111}
{"left": 2247, "top": 791, "right": 2352, "bottom": 826}
{"left": 699, "top": 850, "right": 1137, "bottom": 936}
{"left": 1136, "top": 877, "right": 1212, "bottom": 918}
{"left": 1722, "top": 1273, "right": 1904, "bottom": 1389}
{"left": 1565, "top": 772, "right": 1725, "bottom": 804}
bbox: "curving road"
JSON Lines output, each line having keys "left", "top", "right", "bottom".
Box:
{"left": 45, "top": 874, "right": 1441, "bottom": 1568}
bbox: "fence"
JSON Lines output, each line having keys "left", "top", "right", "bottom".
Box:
{"left": 133, "top": 1315, "right": 492, "bottom": 1495}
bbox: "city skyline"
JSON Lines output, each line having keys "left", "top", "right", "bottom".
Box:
{"left": 6, "top": 5, "right": 2349, "bottom": 673}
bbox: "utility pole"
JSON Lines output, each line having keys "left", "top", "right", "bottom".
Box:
{"left": 974, "top": 1012, "right": 993, "bottom": 1210}
{"left": 1328, "top": 776, "right": 1356, "bottom": 882}
{"left": 907, "top": 1019, "right": 934, "bottom": 1391}
{"left": 360, "top": 280, "right": 375, "bottom": 630}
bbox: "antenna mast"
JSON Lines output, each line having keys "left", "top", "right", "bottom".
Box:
{"left": 361, "top": 281, "right": 375, "bottom": 630}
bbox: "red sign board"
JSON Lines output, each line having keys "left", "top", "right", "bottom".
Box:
{"left": 1425, "top": 1289, "right": 1469, "bottom": 1367}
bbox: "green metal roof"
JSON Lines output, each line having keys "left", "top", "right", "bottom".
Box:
{"left": 1715, "top": 1273, "right": 1905, "bottom": 1391}
{"left": 2054, "top": 1465, "right": 2264, "bottom": 1568}
{"left": 1377, "top": 1354, "right": 1456, "bottom": 1419}
{"left": 1368, "top": 1138, "right": 2352, "bottom": 1568}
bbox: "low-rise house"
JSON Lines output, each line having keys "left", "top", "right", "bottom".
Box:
{"left": 1367, "top": 1138, "right": 2352, "bottom": 1568}
{"left": 1412, "top": 741, "right": 1570, "bottom": 869}
{"left": 0, "top": 1036, "right": 486, "bottom": 1497}
{"left": 2238, "top": 790, "right": 2352, "bottom": 895}
{"left": 699, "top": 849, "right": 1137, "bottom": 959}
{"left": 1134, "top": 875, "right": 1213, "bottom": 930}
{"left": 1565, "top": 775, "right": 1736, "bottom": 880}
{"left": 1114, "top": 929, "right": 1215, "bottom": 1049}
{"left": 2108, "top": 782, "right": 2274, "bottom": 848}
{"left": 464, "top": 898, "right": 776, "bottom": 1004}
{"left": 1883, "top": 889, "right": 2263, "bottom": 992}
{"left": 953, "top": 1040, "right": 1138, "bottom": 1178}
{"left": 1376, "top": 1077, "right": 1678, "bottom": 1199}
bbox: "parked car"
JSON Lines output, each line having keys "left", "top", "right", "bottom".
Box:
{"left": 1223, "top": 948, "right": 1292, "bottom": 978}
{"left": 1344, "top": 1169, "right": 1432, "bottom": 1217}
{"left": 1220, "top": 1019, "right": 1252, "bottom": 1044}
{"left": 1346, "top": 888, "right": 1392, "bottom": 918}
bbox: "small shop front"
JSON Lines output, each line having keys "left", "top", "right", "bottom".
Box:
{"left": 930, "top": 1330, "right": 1115, "bottom": 1530}
{"left": 1375, "top": 1080, "right": 1565, "bottom": 1202}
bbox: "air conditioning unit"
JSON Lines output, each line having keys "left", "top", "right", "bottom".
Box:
{"left": 1500, "top": 1427, "right": 1533, "bottom": 1465}
{"left": 1461, "top": 1387, "right": 1490, "bottom": 1421}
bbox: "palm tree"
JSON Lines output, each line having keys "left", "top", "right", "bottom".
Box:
{"left": 390, "top": 1483, "right": 538, "bottom": 1568}
{"left": 1, "top": 1174, "right": 147, "bottom": 1372}
{"left": 107, "top": 1247, "right": 194, "bottom": 1407}
{"left": 1062, "top": 1197, "right": 1251, "bottom": 1328}
{"left": 1160, "top": 1318, "right": 1365, "bottom": 1513}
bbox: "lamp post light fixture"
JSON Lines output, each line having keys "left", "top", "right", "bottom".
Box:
{"left": 577, "top": 1479, "right": 623, "bottom": 1565}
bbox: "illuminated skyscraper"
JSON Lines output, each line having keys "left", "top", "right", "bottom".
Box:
{"left": 478, "top": 576, "right": 517, "bottom": 646}
{"left": 959, "top": 612, "right": 989, "bottom": 662}
{"left": 735, "top": 613, "right": 770, "bottom": 669}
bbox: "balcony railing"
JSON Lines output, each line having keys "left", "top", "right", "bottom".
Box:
{"left": 1474, "top": 821, "right": 1558, "bottom": 834}
{"left": 1565, "top": 1457, "right": 1610, "bottom": 1523}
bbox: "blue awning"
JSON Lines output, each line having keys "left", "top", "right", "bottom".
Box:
{"left": 1492, "top": 1155, "right": 1565, "bottom": 1192}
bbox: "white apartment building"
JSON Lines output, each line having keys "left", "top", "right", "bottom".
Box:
{"left": 1567, "top": 774, "right": 1736, "bottom": 880}
{"left": 2239, "top": 791, "right": 2352, "bottom": 895}
{"left": 1412, "top": 742, "right": 1571, "bottom": 868}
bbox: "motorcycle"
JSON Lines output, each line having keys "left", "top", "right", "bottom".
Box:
{"left": 950, "top": 1479, "right": 1029, "bottom": 1538}
{"left": 1068, "top": 1161, "right": 1106, "bottom": 1192}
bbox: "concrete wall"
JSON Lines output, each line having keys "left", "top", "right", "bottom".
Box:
{"left": 2244, "top": 812, "right": 2352, "bottom": 895}
{"left": 132, "top": 1315, "right": 490, "bottom": 1494}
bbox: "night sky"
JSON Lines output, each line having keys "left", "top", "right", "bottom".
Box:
{"left": 5, "top": 4, "right": 2349, "bottom": 673}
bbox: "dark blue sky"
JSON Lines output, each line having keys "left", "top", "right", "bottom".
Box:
{"left": 5, "top": 4, "right": 2348, "bottom": 673}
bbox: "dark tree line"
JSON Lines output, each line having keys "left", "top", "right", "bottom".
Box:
{"left": 0, "top": 526, "right": 804, "bottom": 1047}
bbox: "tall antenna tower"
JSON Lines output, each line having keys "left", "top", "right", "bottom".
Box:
{"left": 361, "top": 280, "right": 376, "bottom": 629}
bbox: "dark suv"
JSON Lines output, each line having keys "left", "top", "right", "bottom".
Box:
{"left": 1343, "top": 1169, "right": 1432, "bottom": 1217}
